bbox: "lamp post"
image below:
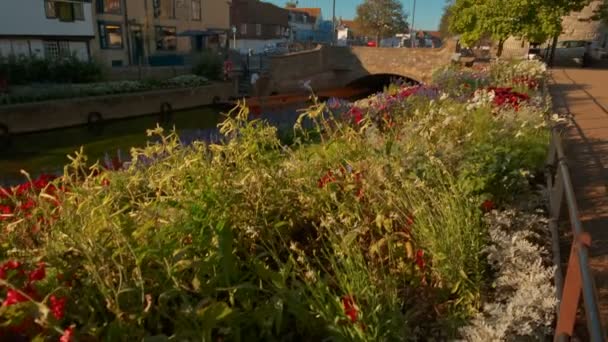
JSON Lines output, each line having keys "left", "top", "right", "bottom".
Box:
{"left": 231, "top": 26, "right": 237, "bottom": 49}
{"left": 332, "top": 0, "right": 336, "bottom": 45}
{"left": 410, "top": 0, "right": 416, "bottom": 48}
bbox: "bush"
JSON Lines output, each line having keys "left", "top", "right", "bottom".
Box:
{"left": 0, "top": 60, "right": 555, "bottom": 340}
{"left": 0, "top": 54, "right": 104, "bottom": 85}
{"left": 193, "top": 50, "right": 223, "bottom": 81}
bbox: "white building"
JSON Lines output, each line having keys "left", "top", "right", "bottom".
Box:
{"left": 0, "top": 0, "right": 95, "bottom": 60}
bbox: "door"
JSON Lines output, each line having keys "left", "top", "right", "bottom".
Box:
{"left": 131, "top": 25, "right": 144, "bottom": 65}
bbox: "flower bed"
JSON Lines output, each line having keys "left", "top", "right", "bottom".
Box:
{"left": 0, "top": 60, "right": 557, "bottom": 341}
{"left": 0, "top": 75, "right": 209, "bottom": 106}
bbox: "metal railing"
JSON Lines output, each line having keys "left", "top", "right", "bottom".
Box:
{"left": 545, "top": 129, "right": 606, "bottom": 341}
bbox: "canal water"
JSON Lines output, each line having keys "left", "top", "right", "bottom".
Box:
{"left": 0, "top": 100, "right": 349, "bottom": 186}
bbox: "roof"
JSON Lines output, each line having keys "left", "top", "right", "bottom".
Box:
{"left": 287, "top": 7, "right": 321, "bottom": 20}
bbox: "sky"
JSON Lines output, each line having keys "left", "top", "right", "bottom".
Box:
{"left": 264, "top": 0, "right": 447, "bottom": 31}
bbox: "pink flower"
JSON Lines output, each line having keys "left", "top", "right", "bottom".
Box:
{"left": 49, "top": 295, "right": 67, "bottom": 320}
{"left": 2, "top": 289, "right": 28, "bottom": 306}
{"left": 59, "top": 326, "right": 75, "bottom": 342}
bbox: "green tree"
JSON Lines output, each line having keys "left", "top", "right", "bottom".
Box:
{"left": 592, "top": 0, "right": 608, "bottom": 24}
{"left": 449, "top": 0, "right": 591, "bottom": 57}
{"left": 438, "top": 3, "right": 454, "bottom": 39}
{"left": 285, "top": 1, "right": 297, "bottom": 8}
{"left": 354, "top": 0, "right": 409, "bottom": 45}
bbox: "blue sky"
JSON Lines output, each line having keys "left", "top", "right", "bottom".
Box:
{"left": 264, "top": 0, "right": 447, "bottom": 31}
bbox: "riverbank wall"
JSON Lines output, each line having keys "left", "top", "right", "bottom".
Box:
{"left": 0, "top": 82, "right": 234, "bottom": 135}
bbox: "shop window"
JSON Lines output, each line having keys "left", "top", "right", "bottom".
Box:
{"left": 99, "top": 22, "right": 124, "bottom": 49}
{"left": 156, "top": 26, "right": 177, "bottom": 51}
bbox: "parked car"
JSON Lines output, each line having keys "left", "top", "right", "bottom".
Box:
{"left": 550, "top": 40, "right": 588, "bottom": 65}
{"left": 366, "top": 41, "right": 377, "bottom": 47}
{"left": 263, "top": 42, "right": 289, "bottom": 55}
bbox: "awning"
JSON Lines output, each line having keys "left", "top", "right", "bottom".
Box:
{"left": 177, "top": 29, "right": 228, "bottom": 37}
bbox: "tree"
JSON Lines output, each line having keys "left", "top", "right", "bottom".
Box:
{"left": 592, "top": 0, "right": 608, "bottom": 24}
{"left": 449, "top": 0, "right": 591, "bottom": 57}
{"left": 438, "top": 3, "right": 454, "bottom": 39}
{"left": 354, "top": 0, "right": 409, "bottom": 45}
{"left": 285, "top": 1, "right": 297, "bottom": 8}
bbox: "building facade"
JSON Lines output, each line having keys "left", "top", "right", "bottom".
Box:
{"left": 230, "top": 0, "right": 289, "bottom": 53}
{"left": 0, "top": 0, "right": 95, "bottom": 60}
{"left": 286, "top": 8, "right": 322, "bottom": 42}
{"left": 91, "top": 0, "right": 231, "bottom": 67}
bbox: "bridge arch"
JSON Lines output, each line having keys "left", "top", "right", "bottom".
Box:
{"left": 345, "top": 73, "right": 420, "bottom": 91}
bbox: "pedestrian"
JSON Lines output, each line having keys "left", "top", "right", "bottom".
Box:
{"left": 582, "top": 41, "right": 592, "bottom": 68}
{"left": 250, "top": 72, "right": 259, "bottom": 97}
{"left": 223, "top": 58, "right": 233, "bottom": 81}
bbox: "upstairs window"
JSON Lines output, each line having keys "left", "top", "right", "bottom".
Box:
{"left": 45, "top": 1, "right": 84, "bottom": 21}
{"left": 256, "top": 24, "right": 262, "bottom": 36}
{"left": 97, "top": 0, "right": 122, "bottom": 14}
{"left": 240, "top": 24, "right": 247, "bottom": 35}
{"left": 154, "top": 0, "right": 175, "bottom": 19}
{"left": 192, "top": 0, "right": 201, "bottom": 20}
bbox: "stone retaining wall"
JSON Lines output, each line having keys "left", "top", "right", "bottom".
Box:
{"left": 0, "top": 82, "right": 233, "bottom": 134}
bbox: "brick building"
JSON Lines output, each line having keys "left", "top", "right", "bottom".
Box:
{"left": 230, "top": 0, "right": 289, "bottom": 53}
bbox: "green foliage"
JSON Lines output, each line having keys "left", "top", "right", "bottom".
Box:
{"left": 0, "top": 75, "right": 208, "bottom": 105}
{"left": 354, "top": 0, "right": 409, "bottom": 41}
{"left": 192, "top": 51, "right": 223, "bottom": 81}
{"left": 0, "top": 61, "right": 551, "bottom": 340}
{"left": 439, "top": 3, "right": 454, "bottom": 39}
{"left": 449, "top": 0, "right": 591, "bottom": 56}
{"left": 0, "top": 54, "right": 104, "bottom": 85}
{"left": 592, "top": 0, "right": 608, "bottom": 24}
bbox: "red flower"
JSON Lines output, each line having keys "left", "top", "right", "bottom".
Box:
{"left": 415, "top": 249, "right": 425, "bottom": 271}
{"left": 0, "top": 205, "right": 12, "bottom": 220}
{"left": 341, "top": 295, "right": 359, "bottom": 322}
{"left": 49, "top": 295, "right": 67, "bottom": 320}
{"left": 3, "top": 260, "right": 21, "bottom": 270}
{"left": 19, "top": 198, "right": 36, "bottom": 211}
{"left": 59, "top": 326, "right": 75, "bottom": 342}
{"left": 481, "top": 199, "right": 495, "bottom": 212}
{"left": 28, "top": 262, "right": 46, "bottom": 282}
{"left": 405, "top": 214, "right": 414, "bottom": 228}
{"left": 101, "top": 178, "right": 110, "bottom": 187}
{"left": 348, "top": 107, "right": 364, "bottom": 125}
{"left": 317, "top": 171, "right": 336, "bottom": 188}
{"left": 2, "top": 289, "right": 28, "bottom": 306}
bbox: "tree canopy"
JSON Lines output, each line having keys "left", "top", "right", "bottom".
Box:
{"left": 285, "top": 1, "right": 297, "bottom": 8}
{"left": 438, "top": 3, "right": 454, "bottom": 38}
{"left": 449, "top": 0, "right": 591, "bottom": 56}
{"left": 354, "top": 0, "right": 409, "bottom": 42}
{"left": 592, "top": 0, "right": 608, "bottom": 24}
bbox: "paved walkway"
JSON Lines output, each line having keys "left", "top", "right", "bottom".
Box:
{"left": 550, "top": 67, "right": 608, "bottom": 326}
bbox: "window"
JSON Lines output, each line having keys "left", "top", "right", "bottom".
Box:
{"left": 97, "top": 0, "right": 122, "bottom": 14}
{"left": 154, "top": 0, "right": 175, "bottom": 18}
{"left": 256, "top": 24, "right": 262, "bottom": 36}
{"left": 44, "top": 41, "right": 60, "bottom": 59}
{"left": 156, "top": 26, "right": 177, "bottom": 51}
{"left": 99, "top": 22, "right": 123, "bottom": 49}
{"left": 43, "top": 41, "right": 71, "bottom": 59}
{"left": 57, "top": 2, "right": 74, "bottom": 22}
{"left": 45, "top": 1, "right": 56, "bottom": 18}
{"left": 45, "top": 1, "right": 84, "bottom": 21}
{"left": 73, "top": 3, "right": 84, "bottom": 20}
{"left": 192, "top": 0, "right": 201, "bottom": 20}
{"left": 240, "top": 24, "right": 247, "bottom": 35}
{"left": 275, "top": 26, "right": 281, "bottom": 36}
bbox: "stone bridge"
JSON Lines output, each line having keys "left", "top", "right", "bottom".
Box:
{"left": 256, "top": 39, "right": 457, "bottom": 96}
